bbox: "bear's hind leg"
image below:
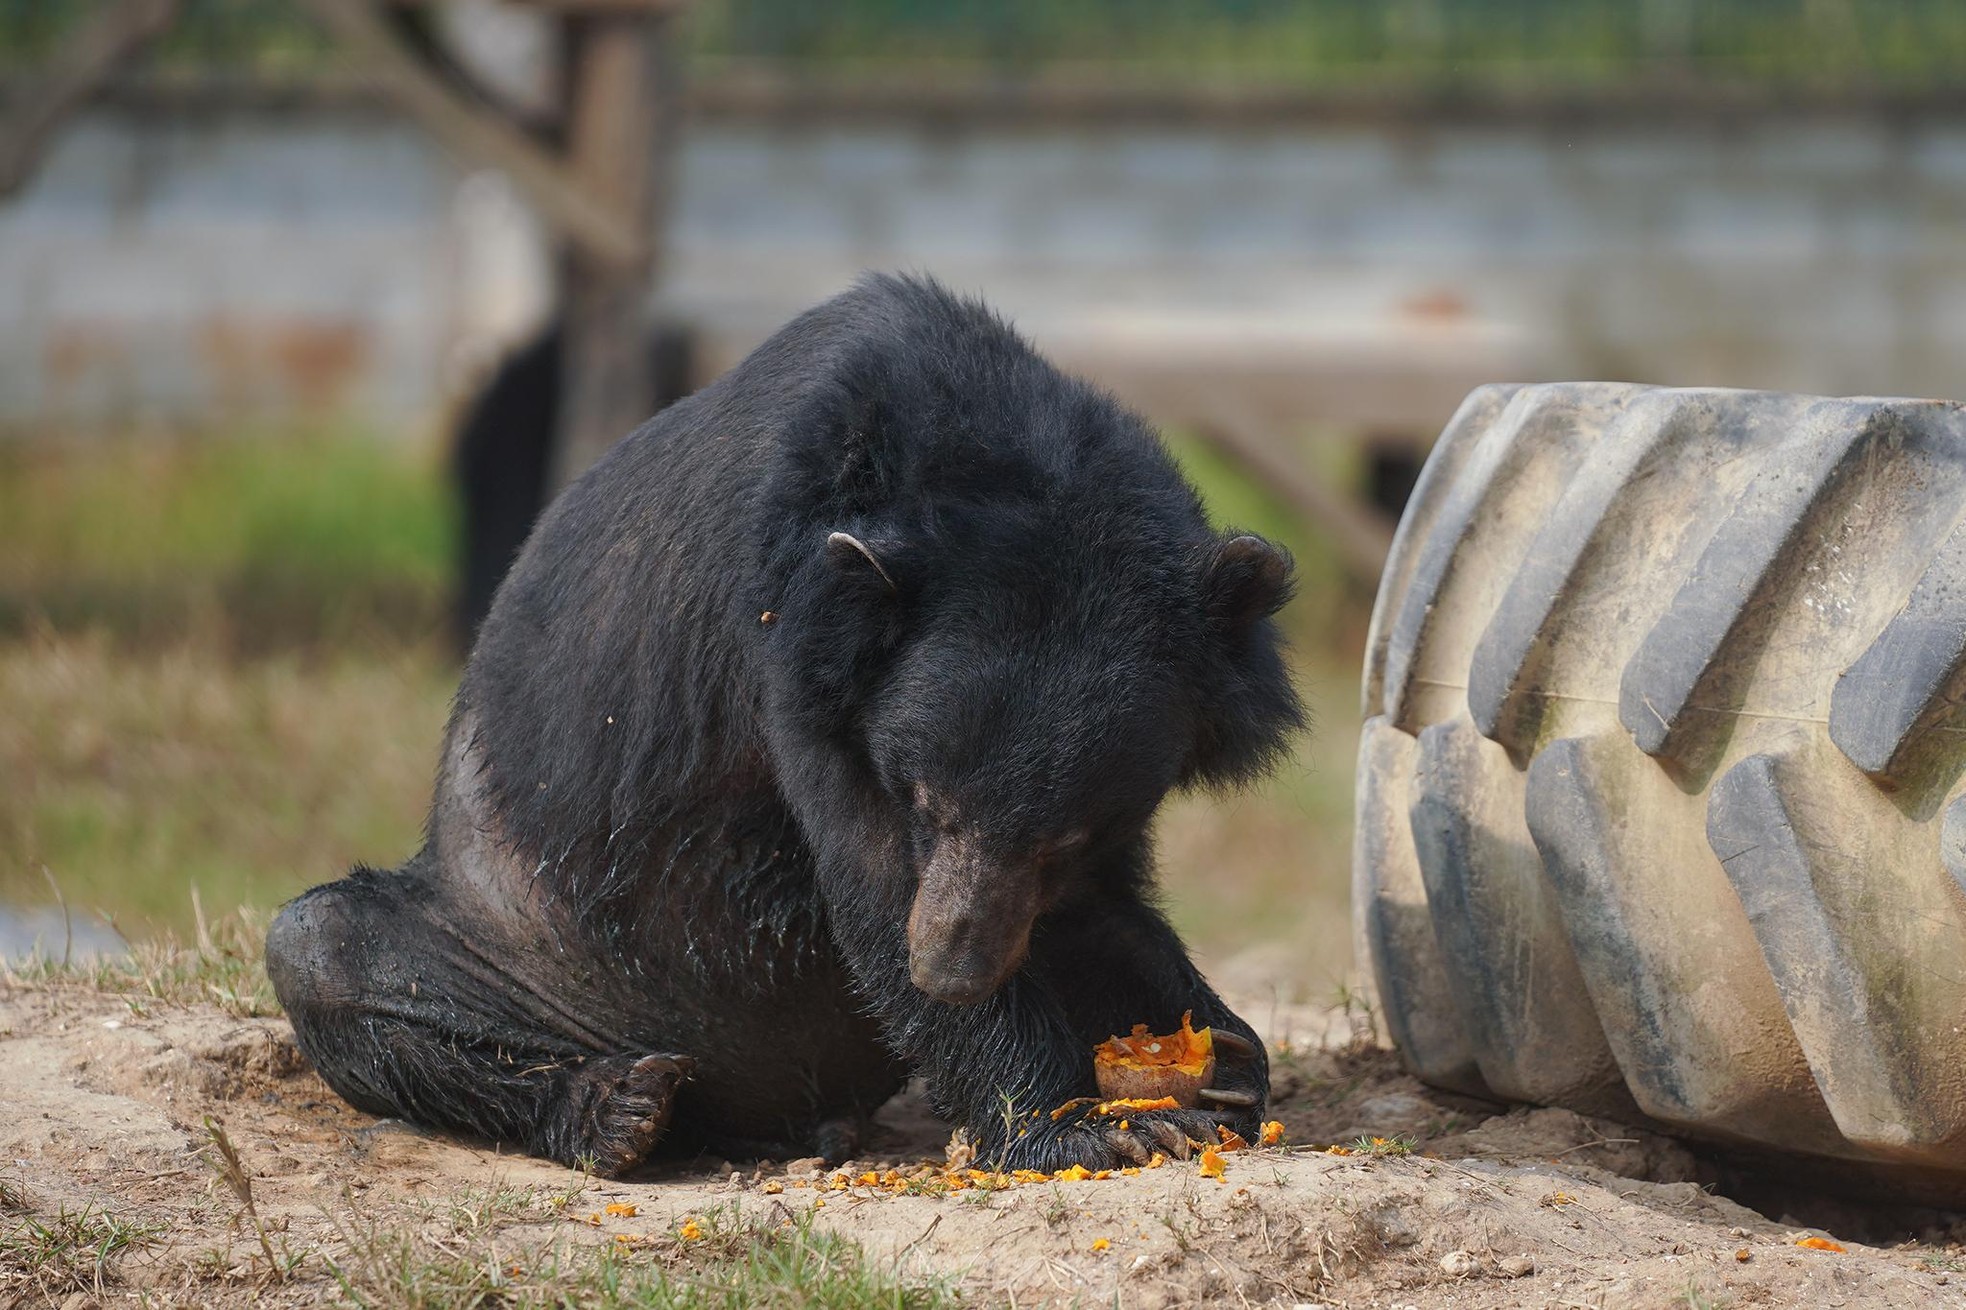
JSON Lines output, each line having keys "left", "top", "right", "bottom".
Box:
{"left": 266, "top": 867, "right": 689, "bottom": 1176}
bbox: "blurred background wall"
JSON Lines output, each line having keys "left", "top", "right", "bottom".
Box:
{"left": 7, "top": 2, "right": 1966, "bottom": 434}
{"left": 6, "top": 0, "right": 1964, "bottom": 999}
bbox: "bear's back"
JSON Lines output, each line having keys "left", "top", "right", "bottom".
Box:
{"left": 449, "top": 274, "right": 1204, "bottom": 878}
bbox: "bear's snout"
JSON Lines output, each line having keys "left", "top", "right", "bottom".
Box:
{"left": 909, "top": 956, "right": 998, "bottom": 1007}
{"left": 906, "top": 831, "right": 1039, "bottom": 1006}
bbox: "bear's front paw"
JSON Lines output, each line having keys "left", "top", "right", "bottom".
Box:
{"left": 1083, "top": 1107, "right": 1253, "bottom": 1167}
{"left": 997, "top": 1105, "right": 1252, "bottom": 1173}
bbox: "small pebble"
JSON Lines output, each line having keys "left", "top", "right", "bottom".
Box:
{"left": 1497, "top": 1255, "right": 1535, "bottom": 1278}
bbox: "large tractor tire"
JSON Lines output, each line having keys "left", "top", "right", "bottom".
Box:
{"left": 1355, "top": 382, "right": 1966, "bottom": 1190}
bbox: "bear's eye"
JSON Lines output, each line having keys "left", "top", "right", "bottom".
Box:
{"left": 911, "top": 781, "right": 957, "bottom": 830}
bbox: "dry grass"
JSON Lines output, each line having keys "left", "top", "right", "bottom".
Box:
{"left": 0, "top": 1196, "right": 167, "bottom": 1303}
{"left": 2, "top": 617, "right": 1361, "bottom": 968}
{"left": 0, "top": 1164, "right": 958, "bottom": 1310}
{"left": 1, "top": 430, "right": 1368, "bottom": 970}
{"left": 2, "top": 627, "right": 453, "bottom": 938}
{"left": 318, "top": 1202, "right": 959, "bottom": 1310}
{"left": 1157, "top": 656, "right": 1360, "bottom": 978}
{"left": 7, "top": 903, "right": 279, "bottom": 1016}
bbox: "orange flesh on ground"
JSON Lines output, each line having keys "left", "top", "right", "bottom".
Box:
{"left": 1093, "top": 1011, "right": 1214, "bottom": 1075}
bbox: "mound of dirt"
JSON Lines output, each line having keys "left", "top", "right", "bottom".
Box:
{"left": 2, "top": 982, "right": 1961, "bottom": 1308}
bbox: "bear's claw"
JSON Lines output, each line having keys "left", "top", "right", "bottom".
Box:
{"left": 1197, "top": 1086, "right": 1259, "bottom": 1108}
{"left": 1146, "top": 1120, "right": 1193, "bottom": 1160}
{"left": 1103, "top": 1128, "right": 1154, "bottom": 1165}
{"left": 1210, "top": 1029, "right": 1259, "bottom": 1061}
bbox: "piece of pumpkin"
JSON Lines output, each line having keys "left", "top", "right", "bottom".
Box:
{"left": 1092, "top": 1011, "right": 1216, "bottom": 1108}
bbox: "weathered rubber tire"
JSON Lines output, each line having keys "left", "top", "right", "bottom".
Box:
{"left": 1355, "top": 382, "right": 1966, "bottom": 1188}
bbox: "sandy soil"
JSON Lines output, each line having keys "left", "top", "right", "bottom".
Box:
{"left": 3, "top": 980, "right": 1963, "bottom": 1309}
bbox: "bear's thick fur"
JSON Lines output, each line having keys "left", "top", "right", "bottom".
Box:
{"left": 267, "top": 275, "right": 1303, "bottom": 1175}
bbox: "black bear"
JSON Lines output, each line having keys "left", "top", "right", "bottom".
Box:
{"left": 266, "top": 274, "right": 1304, "bottom": 1176}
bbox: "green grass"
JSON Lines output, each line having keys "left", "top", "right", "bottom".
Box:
{"left": 0, "top": 1172, "right": 953, "bottom": 1309}
{"left": 691, "top": 0, "right": 1966, "bottom": 91}
{"left": 326, "top": 1206, "right": 956, "bottom": 1310}
{"left": 1682, "top": 1280, "right": 1734, "bottom": 1310}
{"left": 1343, "top": 1134, "right": 1416, "bottom": 1158}
{"left": 11, "top": 0, "right": 1966, "bottom": 93}
{"left": 0, "top": 431, "right": 455, "bottom": 651}
{"left": 1, "top": 429, "right": 1367, "bottom": 964}
{"left": 0, "top": 1198, "right": 168, "bottom": 1302}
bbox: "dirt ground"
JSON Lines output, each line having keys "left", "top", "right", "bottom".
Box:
{"left": 4, "top": 975, "right": 1965, "bottom": 1310}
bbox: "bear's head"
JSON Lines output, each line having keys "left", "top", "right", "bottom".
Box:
{"left": 764, "top": 507, "right": 1302, "bottom": 1005}
{"left": 753, "top": 276, "right": 1305, "bottom": 1004}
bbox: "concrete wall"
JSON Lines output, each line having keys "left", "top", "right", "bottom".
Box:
{"left": 0, "top": 105, "right": 480, "bottom": 429}
{"left": 5, "top": 93, "right": 1965, "bottom": 434}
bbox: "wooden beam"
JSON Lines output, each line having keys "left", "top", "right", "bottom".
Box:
{"left": 0, "top": 0, "right": 180, "bottom": 199}
{"left": 1190, "top": 405, "right": 1394, "bottom": 591}
{"left": 295, "top": 0, "right": 648, "bottom": 268}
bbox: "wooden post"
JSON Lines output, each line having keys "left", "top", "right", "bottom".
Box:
{"left": 0, "top": 0, "right": 689, "bottom": 501}
{"left": 290, "top": 0, "right": 689, "bottom": 483}
{"left": 551, "top": 6, "right": 685, "bottom": 486}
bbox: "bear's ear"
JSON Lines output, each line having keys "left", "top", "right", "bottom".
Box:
{"left": 1184, "top": 533, "right": 1306, "bottom": 789}
{"left": 1202, "top": 534, "right": 1293, "bottom": 630}
{"left": 826, "top": 530, "right": 899, "bottom": 594}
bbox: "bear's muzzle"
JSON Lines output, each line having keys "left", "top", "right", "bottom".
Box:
{"left": 906, "top": 830, "right": 1039, "bottom": 1006}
